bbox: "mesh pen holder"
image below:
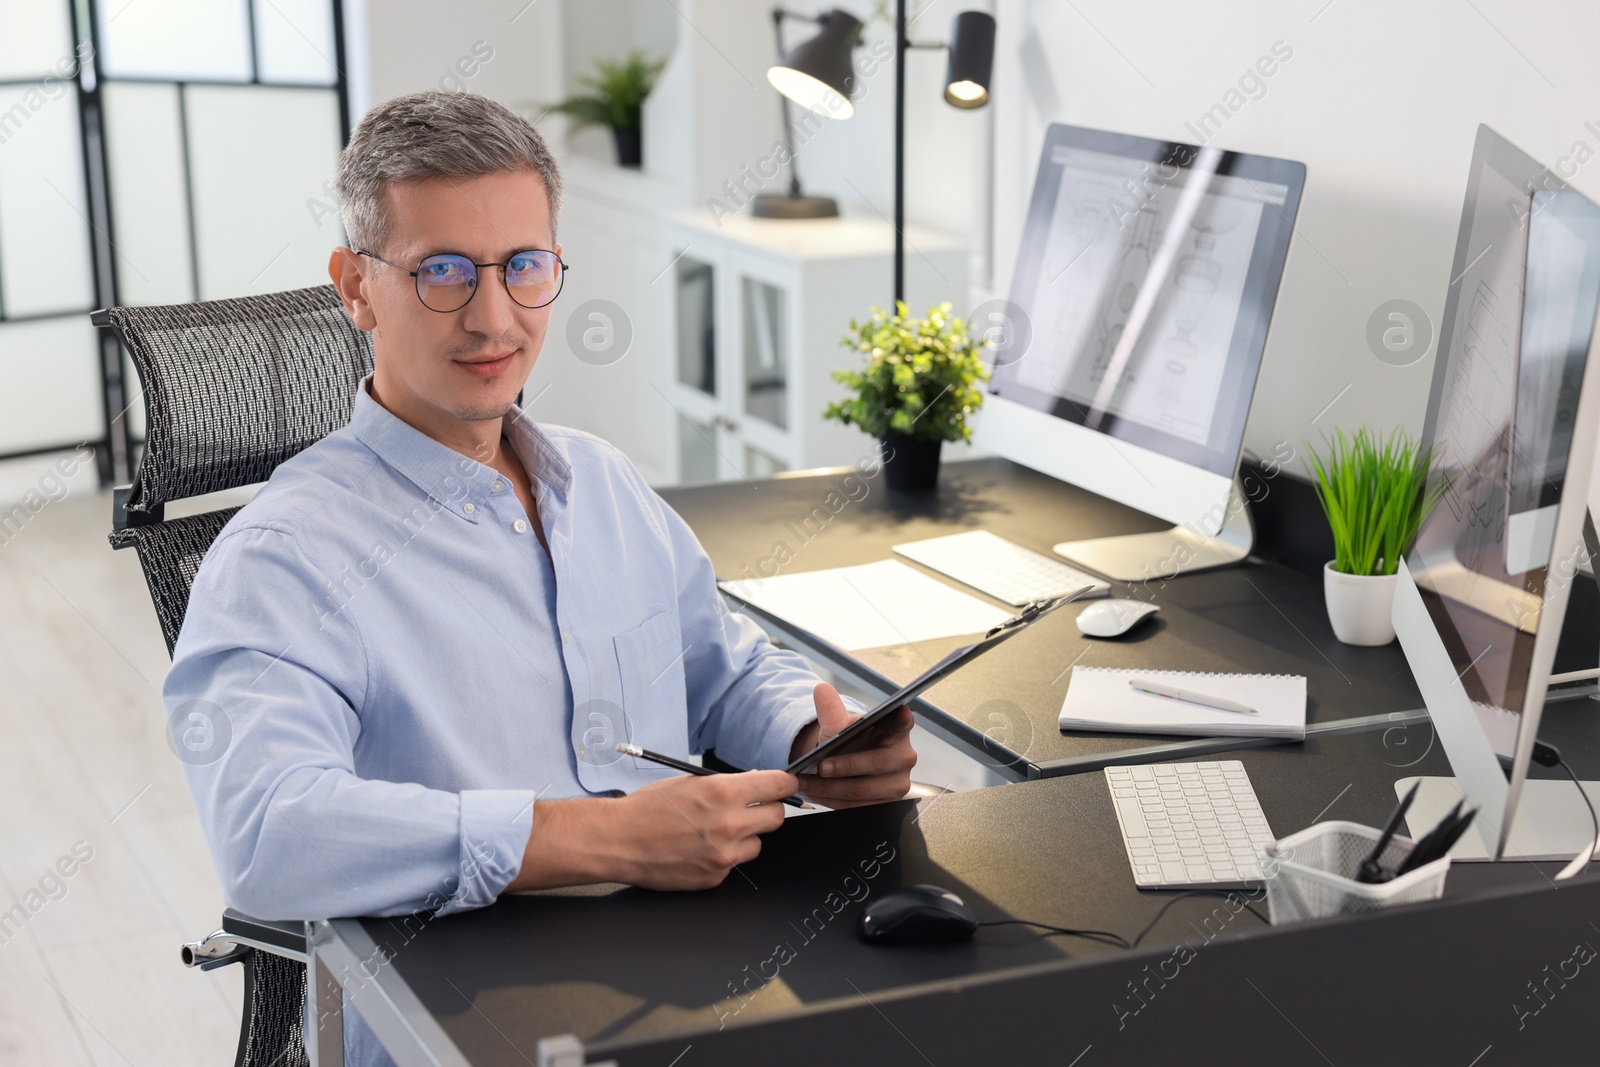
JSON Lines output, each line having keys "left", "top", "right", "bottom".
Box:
{"left": 1260, "top": 820, "right": 1450, "bottom": 925}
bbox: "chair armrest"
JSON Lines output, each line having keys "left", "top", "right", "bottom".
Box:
{"left": 222, "top": 909, "right": 310, "bottom": 957}
{"left": 182, "top": 910, "right": 312, "bottom": 968}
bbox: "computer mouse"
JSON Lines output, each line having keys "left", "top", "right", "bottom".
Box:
{"left": 857, "top": 884, "right": 978, "bottom": 945}
{"left": 1075, "top": 598, "right": 1160, "bottom": 638}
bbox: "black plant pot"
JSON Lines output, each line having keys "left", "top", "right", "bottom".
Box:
{"left": 612, "top": 127, "right": 642, "bottom": 168}
{"left": 881, "top": 432, "right": 942, "bottom": 492}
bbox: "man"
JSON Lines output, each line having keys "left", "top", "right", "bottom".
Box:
{"left": 163, "top": 91, "right": 917, "bottom": 1065}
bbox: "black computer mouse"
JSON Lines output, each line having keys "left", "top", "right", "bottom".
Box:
{"left": 857, "top": 884, "right": 978, "bottom": 945}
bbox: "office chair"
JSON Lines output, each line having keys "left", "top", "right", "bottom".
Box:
{"left": 97, "top": 282, "right": 952, "bottom": 1065}
{"left": 98, "top": 283, "right": 374, "bottom": 1067}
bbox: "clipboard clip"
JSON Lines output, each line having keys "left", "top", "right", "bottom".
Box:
{"left": 983, "top": 589, "right": 1091, "bottom": 638}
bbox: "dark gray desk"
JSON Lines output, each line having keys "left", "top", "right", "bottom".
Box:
{"left": 664, "top": 457, "right": 1429, "bottom": 778}
{"left": 324, "top": 722, "right": 1600, "bottom": 1065}
{"left": 309, "top": 459, "right": 1600, "bottom": 1065}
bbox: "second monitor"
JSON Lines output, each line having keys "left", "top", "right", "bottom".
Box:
{"left": 978, "top": 123, "right": 1305, "bottom": 580}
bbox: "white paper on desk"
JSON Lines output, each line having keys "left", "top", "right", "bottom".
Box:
{"left": 719, "top": 560, "right": 1011, "bottom": 650}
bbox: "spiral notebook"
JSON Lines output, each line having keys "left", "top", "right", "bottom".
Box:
{"left": 1060, "top": 667, "right": 1307, "bottom": 739}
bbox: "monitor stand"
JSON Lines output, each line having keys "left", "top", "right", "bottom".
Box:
{"left": 1053, "top": 477, "right": 1254, "bottom": 582}
{"left": 1397, "top": 776, "right": 1600, "bottom": 863}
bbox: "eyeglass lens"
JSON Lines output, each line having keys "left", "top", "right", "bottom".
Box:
{"left": 415, "top": 251, "right": 563, "bottom": 312}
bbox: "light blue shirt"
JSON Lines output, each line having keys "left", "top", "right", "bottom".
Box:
{"left": 164, "top": 377, "right": 834, "bottom": 1064}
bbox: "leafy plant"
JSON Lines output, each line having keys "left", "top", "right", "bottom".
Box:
{"left": 1303, "top": 428, "right": 1448, "bottom": 577}
{"left": 822, "top": 301, "right": 991, "bottom": 444}
{"left": 551, "top": 51, "right": 666, "bottom": 132}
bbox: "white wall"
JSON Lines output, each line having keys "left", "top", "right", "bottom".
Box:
{"left": 354, "top": 0, "right": 1600, "bottom": 481}
{"left": 975, "top": 0, "right": 1600, "bottom": 466}
{"left": 364, "top": 0, "right": 564, "bottom": 114}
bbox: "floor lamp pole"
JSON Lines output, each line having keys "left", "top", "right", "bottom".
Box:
{"left": 894, "top": 0, "right": 907, "bottom": 308}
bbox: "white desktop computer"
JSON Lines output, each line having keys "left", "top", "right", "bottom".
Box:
{"left": 1393, "top": 125, "right": 1600, "bottom": 872}
{"left": 976, "top": 123, "right": 1306, "bottom": 581}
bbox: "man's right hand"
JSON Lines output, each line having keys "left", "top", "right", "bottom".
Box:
{"left": 510, "top": 770, "right": 799, "bottom": 892}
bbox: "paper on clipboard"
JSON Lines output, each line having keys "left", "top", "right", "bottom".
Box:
{"left": 719, "top": 560, "right": 1010, "bottom": 650}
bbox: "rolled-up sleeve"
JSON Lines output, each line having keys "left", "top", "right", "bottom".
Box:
{"left": 164, "top": 524, "right": 535, "bottom": 920}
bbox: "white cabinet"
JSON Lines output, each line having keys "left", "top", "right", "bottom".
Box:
{"left": 661, "top": 213, "right": 967, "bottom": 485}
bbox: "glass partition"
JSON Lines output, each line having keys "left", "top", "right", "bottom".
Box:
{"left": 0, "top": 0, "right": 350, "bottom": 483}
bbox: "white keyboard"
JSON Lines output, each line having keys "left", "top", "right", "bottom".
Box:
{"left": 1106, "top": 761, "right": 1275, "bottom": 889}
{"left": 892, "top": 530, "right": 1111, "bottom": 606}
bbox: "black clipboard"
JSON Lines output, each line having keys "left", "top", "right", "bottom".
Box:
{"left": 785, "top": 588, "right": 1094, "bottom": 776}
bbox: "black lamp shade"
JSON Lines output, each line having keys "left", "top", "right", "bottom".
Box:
{"left": 767, "top": 9, "right": 864, "bottom": 120}
{"left": 944, "top": 11, "right": 995, "bottom": 108}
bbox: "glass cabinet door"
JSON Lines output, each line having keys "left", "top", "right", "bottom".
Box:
{"left": 741, "top": 275, "right": 787, "bottom": 429}
{"left": 676, "top": 413, "right": 720, "bottom": 485}
{"left": 744, "top": 444, "right": 787, "bottom": 479}
{"left": 675, "top": 255, "right": 716, "bottom": 396}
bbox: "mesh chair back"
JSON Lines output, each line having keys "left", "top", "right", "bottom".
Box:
{"left": 100, "top": 286, "right": 363, "bottom": 1067}
{"left": 103, "top": 284, "right": 373, "bottom": 519}
{"left": 102, "top": 284, "right": 372, "bottom": 657}
{"left": 110, "top": 509, "right": 240, "bottom": 656}
{"left": 239, "top": 953, "right": 310, "bottom": 1067}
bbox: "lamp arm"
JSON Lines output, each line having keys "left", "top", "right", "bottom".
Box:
{"left": 771, "top": 7, "right": 820, "bottom": 199}
{"left": 894, "top": 0, "right": 906, "bottom": 305}
{"left": 772, "top": 7, "right": 826, "bottom": 25}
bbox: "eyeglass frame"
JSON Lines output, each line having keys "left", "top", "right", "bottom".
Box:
{"left": 355, "top": 247, "right": 571, "bottom": 313}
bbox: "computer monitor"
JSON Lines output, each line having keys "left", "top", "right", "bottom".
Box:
{"left": 1393, "top": 124, "right": 1600, "bottom": 863}
{"left": 976, "top": 123, "right": 1305, "bottom": 580}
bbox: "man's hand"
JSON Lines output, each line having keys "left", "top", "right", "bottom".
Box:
{"left": 511, "top": 770, "right": 798, "bottom": 892}
{"left": 788, "top": 683, "right": 917, "bottom": 809}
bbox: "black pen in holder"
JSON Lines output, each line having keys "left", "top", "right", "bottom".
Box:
{"left": 1260, "top": 820, "right": 1452, "bottom": 925}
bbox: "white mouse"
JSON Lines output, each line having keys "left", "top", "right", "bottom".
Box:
{"left": 1075, "top": 598, "right": 1160, "bottom": 638}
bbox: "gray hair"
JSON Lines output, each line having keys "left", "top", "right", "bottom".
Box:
{"left": 336, "top": 91, "right": 563, "bottom": 254}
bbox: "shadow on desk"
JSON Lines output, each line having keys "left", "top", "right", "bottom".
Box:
{"left": 366, "top": 801, "right": 1076, "bottom": 1052}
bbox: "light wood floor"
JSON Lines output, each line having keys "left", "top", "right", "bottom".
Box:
{"left": 0, "top": 484, "right": 243, "bottom": 1065}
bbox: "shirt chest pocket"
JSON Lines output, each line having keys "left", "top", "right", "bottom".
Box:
{"left": 612, "top": 610, "right": 690, "bottom": 764}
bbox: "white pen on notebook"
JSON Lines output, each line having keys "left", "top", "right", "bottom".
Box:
{"left": 1128, "top": 677, "right": 1259, "bottom": 716}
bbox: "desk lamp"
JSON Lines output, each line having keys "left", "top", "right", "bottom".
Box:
{"left": 765, "top": 4, "right": 996, "bottom": 303}
{"left": 754, "top": 8, "right": 863, "bottom": 219}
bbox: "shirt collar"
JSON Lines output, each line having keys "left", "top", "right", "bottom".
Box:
{"left": 349, "top": 375, "right": 572, "bottom": 521}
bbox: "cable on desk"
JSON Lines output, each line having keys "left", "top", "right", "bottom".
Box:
{"left": 1129, "top": 890, "right": 1269, "bottom": 948}
{"left": 978, "top": 919, "right": 1131, "bottom": 950}
{"left": 979, "top": 891, "right": 1271, "bottom": 953}
{"left": 1553, "top": 751, "right": 1598, "bottom": 880}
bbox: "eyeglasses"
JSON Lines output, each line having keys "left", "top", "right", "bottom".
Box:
{"left": 356, "top": 248, "right": 569, "bottom": 313}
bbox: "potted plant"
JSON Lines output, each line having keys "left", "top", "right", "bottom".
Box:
{"left": 1304, "top": 428, "right": 1447, "bottom": 646}
{"left": 551, "top": 51, "right": 665, "bottom": 168}
{"left": 822, "top": 301, "right": 990, "bottom": 492}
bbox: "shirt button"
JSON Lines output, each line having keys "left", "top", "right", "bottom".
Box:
{"left": 513, "top": 519, "right": 527, "bottom": 533}
{"left": 463, "top": 502, "right": 475, "bottom": 515}
{"left": 492, "top": 480, "right": 506, "bottom": 493}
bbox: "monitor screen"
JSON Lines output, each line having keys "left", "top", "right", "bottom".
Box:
{"left": 1407, "top": 126, "right": 1600, "bottom": 742}
{"left": 991, "top": 124, "right": 1305, "bottom": 476}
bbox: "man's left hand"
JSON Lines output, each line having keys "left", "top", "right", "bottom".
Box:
{"left": 787, "top": 683, "right": 917, "bottom": 808}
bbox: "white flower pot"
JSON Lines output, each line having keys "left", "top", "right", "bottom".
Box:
{"left": 1323, "top": 562, "right": 1398, "bottom": 646}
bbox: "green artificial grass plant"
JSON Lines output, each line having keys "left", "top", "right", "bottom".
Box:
{"left": 1303, "top": 427, "right": 1448, "bottom": 577}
